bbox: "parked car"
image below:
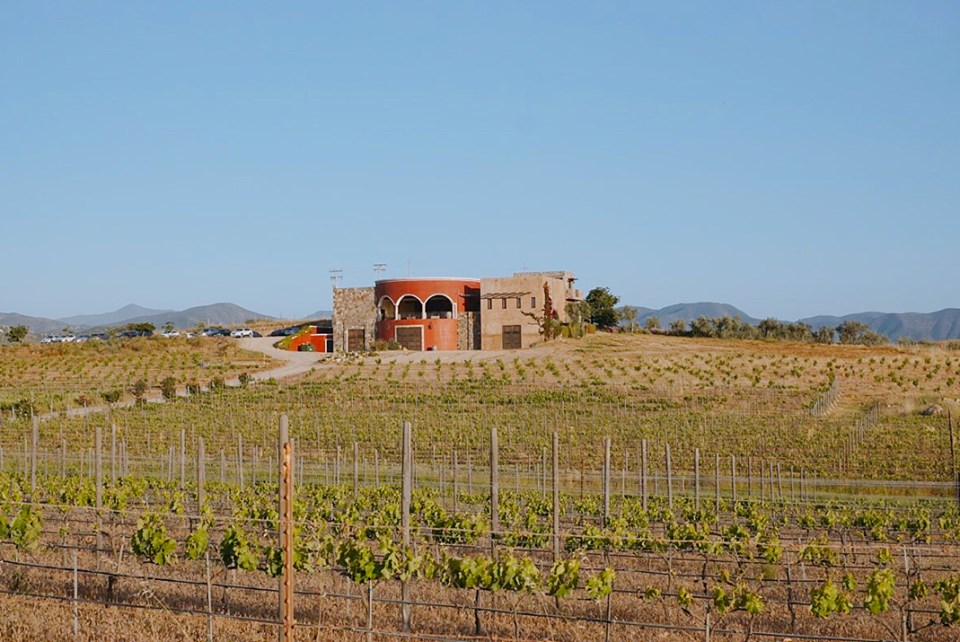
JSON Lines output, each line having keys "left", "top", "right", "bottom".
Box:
{"left": 230, "top": 327, "right": 254, "bottom": 338}
{"left": 161, "top": 330, "right": 181, "bottom": 338}
{"left": 41, "top": 335, "right": 75, "bottom": 343}
{"left": 269, "top": 325, "right": 306, "bottom": 337}
{"left": 201, "top": 327, "right": 230, "bottom": 337}
{"left": 116, "top": 330, "right": 153, "bottom": 339}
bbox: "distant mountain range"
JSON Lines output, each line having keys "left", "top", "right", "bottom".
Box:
{"left": 58, "top": 304, "right": 173, "bottom": 328}
{"left": 619, "top": 302, "right": 960, "bottom": 341}
{"left": 3, "top": 301, "right": 960, "bottom": 341}
{"left": 799, "top": 309, "right": 960, "bottom": 341}
{"left": 1, "top": 303, "right": 276, "bottom": 335}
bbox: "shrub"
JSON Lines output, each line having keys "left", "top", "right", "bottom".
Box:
{"left": 160, "top": 376, "right": 177, "bottom": 400}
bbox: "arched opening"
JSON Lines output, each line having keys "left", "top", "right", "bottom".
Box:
{"left": 425, "top": 294, "right": 455, "bottom": 319}
{"left": 378, "top": 296, "right": 396, "bottom": 321}
{"left": 397, "top": 295, "right": 423, "bottom": 320}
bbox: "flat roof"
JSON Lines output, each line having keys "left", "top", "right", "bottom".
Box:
{"left": 375, "top": 277, "right": 480, "bottom": 284}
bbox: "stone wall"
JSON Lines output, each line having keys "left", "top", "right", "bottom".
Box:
{"left": 457, "top": 311, "right": 481, "bottom": 350}
{"left": 332, "top": 287, "right": 376, "bottom": 352}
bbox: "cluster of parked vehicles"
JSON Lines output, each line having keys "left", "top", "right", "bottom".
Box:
{"left": 39, "top": 327, "right": 262, "bottom": 343}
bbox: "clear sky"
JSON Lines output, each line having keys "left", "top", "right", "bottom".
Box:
{"left": 2, "top": 2, "right": 958, "bottom": 321}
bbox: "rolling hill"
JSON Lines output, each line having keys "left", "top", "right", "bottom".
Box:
{"left": 101, "top": 303, "right": 276, "bottom": 331}
{"left": 0, "top": 312, "right": 66, "bottom": 335}
{"left": 800, "top": 309, "right": 960, "bottom": 341}
{"left": 58, "top": 304, "right": 173, "bottom": 328}
{"left": 2, "top": 303, "right": 276, "bottom": 335}
{"left": 623, "top": 302, "right": 761, "bottom": 327}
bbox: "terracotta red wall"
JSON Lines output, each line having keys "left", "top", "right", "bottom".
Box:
{"left": 288, "top": 329, "right": 332, "bottom": 352}
{"left": 375, "top": 278, "right": 481, "bottom": 316}
{"left": 380, "top": 318, "right": 459, "bottom": 351}
{"left": 374, "top": 278, "right": 480, "bottom": 351}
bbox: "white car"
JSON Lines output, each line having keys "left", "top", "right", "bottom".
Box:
{"left": 230, "top": 328, "right": 254, "bottom": 338}
{"left": 161, "top": 331, "right": 181, "bottom": 338}
{"left": 41, "top": 335, "right": 75, "bottom": 343}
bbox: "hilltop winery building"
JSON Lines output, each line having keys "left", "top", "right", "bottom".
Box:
{"left": 331, "top": 272, "right": 582, "bottom": 352}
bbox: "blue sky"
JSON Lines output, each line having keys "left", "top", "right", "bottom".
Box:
{"left": 2, "top": 2, "right": 958, "bottom": 321}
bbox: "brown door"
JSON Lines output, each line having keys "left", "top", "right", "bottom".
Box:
{"left": 502, "top": 325, "right": 522, "bottom": 349}
{"left": 395, "top": 326, "right": 423, "bottom": 351}
{"left": 347, "top": 329, "right": 365, "bottom": 352}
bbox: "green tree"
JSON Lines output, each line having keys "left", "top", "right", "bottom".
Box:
{"left": 162, "top": 321, "right": 175, "bottom": 334}
{"left": 669, "top": 319, "right": 686, "bottom": 335}
{"left": 689, "top": 316, "right": 714, "bottom": 337}
{"left": 160, "top": 376, "right": 177, "bottom": 400}
{"left": 758, "top": 318, "right": 781, "bottom": 339}
{"left": 814, "top": 326, "right": 835, "bottom": 344}
{"left": 837, "top": 320, "right": 887, "bottom": 346}
{"left": 585, "top": 287, "right": 620, "bottom": 330}
{"left": 644, "top": 316, "right": 661, "bottom": 331}
{"left": 131, "top": 379, "right": 148, "bottom": 404}
{"left": 7, "top": 325, "right": 28, "bottom": 343}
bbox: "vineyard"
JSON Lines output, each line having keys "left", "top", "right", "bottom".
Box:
{"left": 1, "top": 333, "right": 959, "bottom": 641}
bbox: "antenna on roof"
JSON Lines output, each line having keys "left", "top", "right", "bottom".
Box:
{"left": 373, "top": 263, "right": 387, "bottom": 279}
{"left": 329, "top": 268, "right": 343, "bottom": 290}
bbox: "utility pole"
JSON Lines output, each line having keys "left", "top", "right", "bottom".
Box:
{"left": 373, "top": 263, "right": 387, "bottom": 280}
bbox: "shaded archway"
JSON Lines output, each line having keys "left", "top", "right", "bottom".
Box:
{"left": 378, "top": 296, "right": 396, "bottom": 321}
{"left": 425, "top": 294, "right": 455, "bottom": 319}
{"left": 397, "top": 295, "right": 423, "bottom": 320}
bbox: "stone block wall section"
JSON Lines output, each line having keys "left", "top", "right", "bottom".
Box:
{"left": 332, "top": 287, "right": 376, "bottom": 352}
{"left": 457, "top": 311, "right": 481, "bottom": 350}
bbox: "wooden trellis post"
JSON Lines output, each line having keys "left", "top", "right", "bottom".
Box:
{"left": 640, "top": 439, "right": 648, "bottom": 512}
{"left": 401, "top": 421, "right": 413, "bottom": 632}
{"left": 694, "top": 448, "right": 701, "bottom": 506}
{"left": 490, "top": 426, "right": 499, "bottom": 549}
{"left": 552, "top": 432, "right": 560, "bottom": 560}
{"left": 278, "top": 414, "right": 295, "bottom": 642}
{"left": 197, "top": 437, "right": 206, "bottom": 510}
{"left": 602, "top": 437, "right": 611, "bottom": 526}
{"left": 665, "top": 442, "right": 673, "bottom": 509}
{"left": 31, "top": 415, "right": 39, "bottom": 496}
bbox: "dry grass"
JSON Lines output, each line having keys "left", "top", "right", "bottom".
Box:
{"left": 0, "top": 337, "right": 278, "bottom": 411}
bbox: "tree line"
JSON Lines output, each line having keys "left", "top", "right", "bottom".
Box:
{"left": 637, "top": 314, "right": 888, "bottom": 346}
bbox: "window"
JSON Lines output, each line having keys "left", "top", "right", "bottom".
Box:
{"left": 501, "top": 298, "right": 507, "bottom": 309}
{"left": 515, "top": 297, "right": 521, "bottom": 309}
{"left": 487, "top": 298, "right": 492, "bottom": 310}
{"left": 531, "top": 296, "right": 536, "bottom": 309}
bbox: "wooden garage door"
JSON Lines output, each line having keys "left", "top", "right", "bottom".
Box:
{"left": 502, "top": 325, "right": 522, "bottom": 349}
{"left": 347, "top": 329, "right": 365, "bottom": 352}
{"left": 395, "top": 326, "right": 423, "bottom": 351}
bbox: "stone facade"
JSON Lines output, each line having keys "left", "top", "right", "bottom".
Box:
{"left": 332, "top": 287, "right": 376, "bottom": 352}
{"left": 457, "top": 311, "right": 481, "bottom": 350}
